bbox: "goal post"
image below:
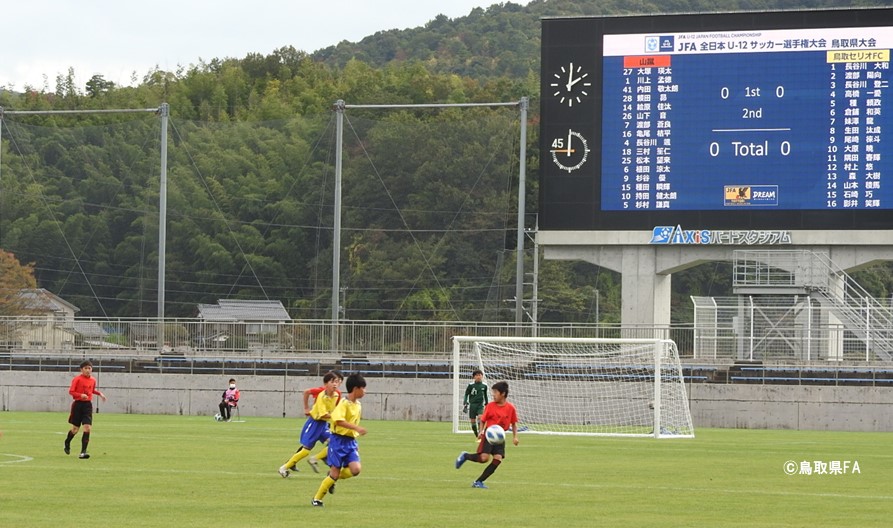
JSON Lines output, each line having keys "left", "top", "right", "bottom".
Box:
{"left": 451, "top": 336, "right": 694, "bottom": 438}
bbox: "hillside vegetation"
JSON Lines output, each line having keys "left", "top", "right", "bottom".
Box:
{"left": 0, "top": 0, "right": 889, "bottom": 321}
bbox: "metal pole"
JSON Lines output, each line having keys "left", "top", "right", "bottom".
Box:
{"left": 345, "top": 102, "right": 519, "bottom": 109}
{"left": 595, "top": 289, "right": 600, "bottom": 326}
{"left": 749, "top": 296, "right": 755, "bottom": 361}
{"left": 515, "top": 97, "right": 528, "bottom": 324}
{"left": 0, "top": 108, "right": 4, "bottom": 244}
{"left": 532, "top": 216, "right": 539, "bottom": 337}
{"left": 158, "top": 103, "right": 169, "bottom": 353}
{"left": 1, "top": 104, "right": 165, "bottom": 329}
{"left": 338, "top": 98, "right": 525, "bottom": 327}
{"left": 331, "top": 100, "right": 345, "bottom": 353}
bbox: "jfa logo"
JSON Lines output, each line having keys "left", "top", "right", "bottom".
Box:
{"left": 645, "top": 36, "right": 660, "bottom": 52}
{"left": 659, "top": 36, "right": 674, "bottom": 52}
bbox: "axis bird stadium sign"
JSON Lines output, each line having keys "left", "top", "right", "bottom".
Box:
{"left": 650, "top": 225, "right": 792, "bottom": 245}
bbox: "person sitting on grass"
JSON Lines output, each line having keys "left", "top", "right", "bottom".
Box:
{"left": 218, "top": 378, "right": 239, "bottom": 422}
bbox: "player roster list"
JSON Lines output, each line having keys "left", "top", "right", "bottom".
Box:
{"left": 601, "top": 27, "right": 893, "bottom": 211}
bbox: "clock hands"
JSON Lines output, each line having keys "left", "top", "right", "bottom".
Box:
{"left": 552, "top": 62, "right": 591, "bottom": 107}
{"left": 565, "top": 63, "right": 589, "bottom": 91}
{"left": 550, "top": 128, "right": 590, "bottom": 173}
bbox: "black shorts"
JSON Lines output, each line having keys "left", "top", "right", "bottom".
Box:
{"left": 478, "top": 438, "right": 506, "bottom": 458}
{"left": 69, "top": 401, "right": 93, "bottom": 427}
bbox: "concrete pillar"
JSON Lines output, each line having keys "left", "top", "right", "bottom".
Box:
{"left": 826, "top": 273, "right": 846, "bottom": 361}
{"left": 620, "top": 246, "right": 672, "bottom": 328}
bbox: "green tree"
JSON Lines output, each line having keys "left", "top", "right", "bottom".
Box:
{"left": 85, "top": 75, "right": 115, "bottom": 98}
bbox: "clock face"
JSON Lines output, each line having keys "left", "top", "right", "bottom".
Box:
{"left": 550, "top": 62, "right": 591, "bottom": 107}
{"left": 549, "top": 128, "right": 590, "bottom": 173}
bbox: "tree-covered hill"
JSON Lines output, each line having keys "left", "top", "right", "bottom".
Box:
{"left": 312, "top": 0, "right": 888, "bottom": 79}
{"left": 0, "top": 0, "right": 890, "bottom": 322}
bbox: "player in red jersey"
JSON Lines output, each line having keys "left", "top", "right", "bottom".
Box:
{"left": 65, "top": 360, "right": 107, "bottom": 459}
{"left": 454, "top": 381, "right": 519, "bottom": 488}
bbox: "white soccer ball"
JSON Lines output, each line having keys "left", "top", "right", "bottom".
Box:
{"left": 214, "top": 413, "right": 223, "bottom": 422}
{"left": 485, "top": 424, "right": 505, "bottom": 445}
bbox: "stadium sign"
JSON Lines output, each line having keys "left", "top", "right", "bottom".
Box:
{"left": 650, "top": 225, "right": 792, "bottom": 245}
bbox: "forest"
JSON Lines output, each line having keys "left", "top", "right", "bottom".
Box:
{"left": 0, "top": 0, "right": 890, "bottom": 322}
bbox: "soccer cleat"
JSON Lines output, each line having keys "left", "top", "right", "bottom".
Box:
{"left": 278, "top": 465, "right": 290, "bottom": 478}
{"left": 471, "top": 480, "right": 488, "bottom": 489}
{"left": 78, "top": 453, "right": 90, "bottom": 459}
{"left": 307, "top": 457, "right": 320, "bottom": 473}
{"left": 311, "top": 499, "right": 324, "bottom": 507}
{"left": 64, "top": 445, "right": 70, "bottom": 455}
{"left": 455, "top": 451, "right": 467, "bottom": 469}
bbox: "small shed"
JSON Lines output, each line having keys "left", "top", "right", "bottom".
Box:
{"left": 195, "top": 299, "right": 291, "bottom": 352}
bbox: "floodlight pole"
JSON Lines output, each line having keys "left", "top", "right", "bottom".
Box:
{"left": 331, "top": 100, "right": 345, "bottom": 354}
{"left": 158, "top": 103, "right": 169, "bottom": 353}
{"left": 515, "top": 97, "right": 528, "bottom": 325}
{"left": 0, "top": 105, "right": 164, "bottom": 348}
{"left": 331, "top": 98, "right": 528, "bottom": 338}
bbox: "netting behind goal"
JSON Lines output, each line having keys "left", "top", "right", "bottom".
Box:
{"left": 452, "top": 337, "right": 694, "bottom": 438}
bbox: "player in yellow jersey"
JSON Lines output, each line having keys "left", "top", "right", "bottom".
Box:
{"left": 311, "top": 373, "right": 367, "bottom": 507}
{"left": 279, "top": 370, "right": 343, "bottom": 477}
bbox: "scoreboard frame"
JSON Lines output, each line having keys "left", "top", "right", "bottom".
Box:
{"left": 539, "top": 7, "right": 893, "bottom": 232}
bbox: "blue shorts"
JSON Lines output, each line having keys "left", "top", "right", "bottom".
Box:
{"left": 327, "top": 433, "right": 360, "bottom": 469}
{"left": 299, "top": 418, "right": 331, "bottom": 448}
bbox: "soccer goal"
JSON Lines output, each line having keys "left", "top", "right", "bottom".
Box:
{"left": 451, "top": 336, "right": 694, "bottom": 438}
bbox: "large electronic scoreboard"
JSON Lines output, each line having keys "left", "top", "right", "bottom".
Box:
{"left": 540, "top": 8, "right": 893, "bottom": 232}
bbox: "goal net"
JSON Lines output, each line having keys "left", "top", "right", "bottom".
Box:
{"left": 452, "top": 336, "right": 694, "bottom": 438}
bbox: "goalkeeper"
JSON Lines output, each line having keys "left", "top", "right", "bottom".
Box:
{"left": 463, "top": 370, "right": 488, "bottom": 438}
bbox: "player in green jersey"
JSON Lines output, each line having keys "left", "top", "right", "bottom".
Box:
{"left": 463, "top": 370, "right": 488, "bottom": 438}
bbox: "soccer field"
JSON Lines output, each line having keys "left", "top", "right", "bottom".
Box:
{"left": 0, "top": 412, "right": 889, "bottom": 527}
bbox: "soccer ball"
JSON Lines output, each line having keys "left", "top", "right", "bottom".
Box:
{"left": 485, "top": 425, "right": 505, "bottom": 445}
{"left": 214, "top": 413, "right": 223, "bottom": 422}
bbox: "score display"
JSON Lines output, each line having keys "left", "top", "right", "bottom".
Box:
{"left": 540, "top": 8, "right": 893, "bottom": 231}
{"left": 602, "top": 29, "right": 891, "bottom": 211}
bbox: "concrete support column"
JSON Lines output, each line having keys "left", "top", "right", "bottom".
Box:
{"left": 620, "top": 246, "right": 672, "bottom": 329}
{"left": 826, "top": 273, "right": 846, "bottom": 361}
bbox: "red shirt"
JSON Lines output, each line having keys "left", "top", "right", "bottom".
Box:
{"left": 307, "top": 386, "right": 342, "bottom": 401}
{"left": 69, "top": 375, "right": 98, "bottom": 401}
{"left": 480, "top": 401, "right": 518, "bottom": 430}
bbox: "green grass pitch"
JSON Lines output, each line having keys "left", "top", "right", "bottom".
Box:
{"left": 0, "top": 412, "right": 890, "bottom": 527}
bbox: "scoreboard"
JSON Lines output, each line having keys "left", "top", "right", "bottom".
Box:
{"left": 540, "top": 8, "right": 893, "bottom": 231}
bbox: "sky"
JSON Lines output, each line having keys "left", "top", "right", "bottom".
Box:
{"left": 1, "top": 0, "right": 523, "bottom": 91}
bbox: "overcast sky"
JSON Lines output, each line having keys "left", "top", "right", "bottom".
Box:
{"left": 1, "top": 0, "right": 525, "bottom": 91}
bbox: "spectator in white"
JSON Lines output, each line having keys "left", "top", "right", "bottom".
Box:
{"left": 218, "top": 378, "right": 240, "bottom": 422}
